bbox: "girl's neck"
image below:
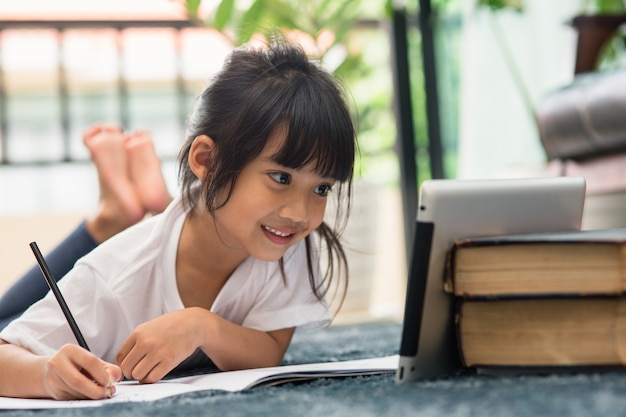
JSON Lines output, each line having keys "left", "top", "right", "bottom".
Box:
{"left": 175, "top": 207, "right": 249, "bottom": 309}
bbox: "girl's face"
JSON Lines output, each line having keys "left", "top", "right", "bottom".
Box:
{"left": 212, "top": 131, "right": 336, "bottom": 262}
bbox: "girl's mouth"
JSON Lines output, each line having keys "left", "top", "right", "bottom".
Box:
{"left": 262, "top": 225, "right": 295, "bottom": 245}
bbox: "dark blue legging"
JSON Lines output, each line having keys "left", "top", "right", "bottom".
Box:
{"left": 0, "top": 222, "right": 98, "bottom": 330}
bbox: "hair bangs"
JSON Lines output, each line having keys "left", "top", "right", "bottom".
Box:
{"left": 270, "top": 76, "right": 355, "bottom": 182}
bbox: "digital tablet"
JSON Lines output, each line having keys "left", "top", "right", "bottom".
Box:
{"left": 395, "top": 176, "right": 586, "bottom": 383}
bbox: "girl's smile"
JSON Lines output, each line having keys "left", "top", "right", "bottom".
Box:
{"left": 261, "top": 225, "right": 296, "bottom": 245}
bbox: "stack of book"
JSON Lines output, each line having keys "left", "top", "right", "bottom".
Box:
{"left": 444, "top": 228, "right": 626, "bottom": 369}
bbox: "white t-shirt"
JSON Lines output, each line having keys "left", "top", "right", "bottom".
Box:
{"left": 0, "top": 196, "right": 330, "bottom": 364}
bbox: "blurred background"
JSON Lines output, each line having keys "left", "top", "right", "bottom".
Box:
{"left": 1, "top": 0, "right": 624, "bottom": 323}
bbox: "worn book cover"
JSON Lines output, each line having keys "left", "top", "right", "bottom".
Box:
{"left": 444, "top": 228, "right": 626, "bottom": 298}
{"left": 456, "top": 297, "right": 626, "bottom": 368}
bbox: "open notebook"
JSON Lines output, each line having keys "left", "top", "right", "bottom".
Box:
{"left": 0, "top": 355, "right": 398, "bottom": 409}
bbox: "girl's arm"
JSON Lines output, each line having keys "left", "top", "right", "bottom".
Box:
{"left": 0, "top": 340, "right": 122, "bottom": 400}
{"left": 197, "top": 308, "right": 295, "bottom": 371}
{"left": 116, "top": 307, "right": 295, "bottom": 383}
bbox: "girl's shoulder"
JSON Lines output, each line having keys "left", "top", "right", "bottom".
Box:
{"left": 76, "top": 197, "right": 187, "bottom": 282}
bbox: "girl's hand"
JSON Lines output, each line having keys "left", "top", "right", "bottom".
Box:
{"left": 116, "top": 308, "right": 206, "bottom": 383}
{"left": 43, "top": 344, "right": 123, "bottom": 400}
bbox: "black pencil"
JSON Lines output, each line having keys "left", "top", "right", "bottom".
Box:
{"left": 29, "top": 241, "right": 90, "bottom": 351}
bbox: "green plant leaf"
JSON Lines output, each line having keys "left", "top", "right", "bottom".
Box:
{"left": 213, "top": 0, "right": 236, "bottom": 30}
{"left": 476, "top": 0, "right": 524, "bottom": 12}
{"left": 326, "top": 0, "right": 360, "bottom": 44}
{"left": 261, "top": 1, "right": 306, "bottom": 32}
{"left": 238, "top": 0, "right": 267, "bottom": 43}
{"left": 592, "top": 0, "right": 626, "bottom": 13}
{"left": 320, "top": 0, "right": 359, "bottom": 30}
{"left": 185, "top": 0, "right": 203, "bottom": 18}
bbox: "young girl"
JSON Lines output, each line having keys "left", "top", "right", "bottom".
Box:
{"left": 0, "top": 39, "right": 356, "bottom": 400}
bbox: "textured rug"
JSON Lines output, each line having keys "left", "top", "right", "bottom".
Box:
{"left": 4, "top": 321, "right": 626, "bottom": 417}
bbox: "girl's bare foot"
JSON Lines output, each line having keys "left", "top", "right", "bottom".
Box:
{"left": 83, "top": 124, "right": 146, "bottom": 243}
{"left": 125, "top": 131, "right": 173, "bottom": 214}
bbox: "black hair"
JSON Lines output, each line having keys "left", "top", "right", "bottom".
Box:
{"left": 177, "top": 37, "right": 357, "bottom": 313}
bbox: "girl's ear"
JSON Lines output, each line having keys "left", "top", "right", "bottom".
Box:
{"left": 188, "top": 135, "right": 216, "bottom": 180}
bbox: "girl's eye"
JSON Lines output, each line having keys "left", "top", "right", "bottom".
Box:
{"left": 269, "top": 172, "right": 291, "bottom": 185}
{"left": 314, "top": 184, "right": 332, "bottom": 197}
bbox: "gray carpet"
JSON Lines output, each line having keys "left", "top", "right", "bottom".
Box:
{"left": 4, "top": 321, "right": 626, "bottom": 416}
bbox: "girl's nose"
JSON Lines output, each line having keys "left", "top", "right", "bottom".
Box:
{"left": 278, "top": 195, "right": 309, "bottom": 224}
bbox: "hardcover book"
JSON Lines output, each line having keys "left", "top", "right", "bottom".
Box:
{"left": 445, "top": 228, "right": 626, "bottom": 298}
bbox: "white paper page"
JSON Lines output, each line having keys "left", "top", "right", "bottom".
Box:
{"left": 174, "top": 355, "right": 399, "bottom": 391}
{"left": 0, "top": 381, "right": 209, "bottom": 410}
{"left": 0, "top": 355, "right": 399, "bottom": 410}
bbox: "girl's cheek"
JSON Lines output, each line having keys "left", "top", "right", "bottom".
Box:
{"left": 311, "top": 210, "right": 326, "bottom": 230}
